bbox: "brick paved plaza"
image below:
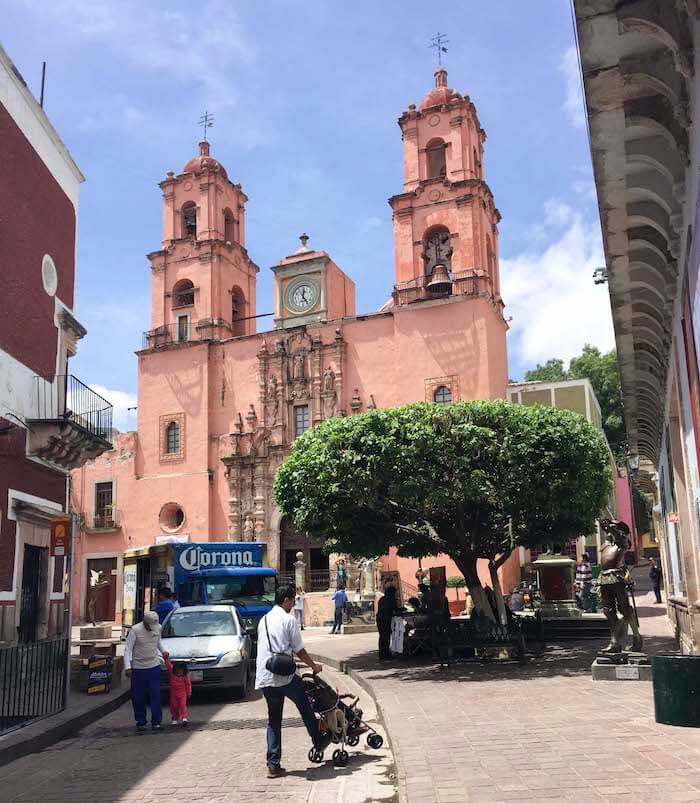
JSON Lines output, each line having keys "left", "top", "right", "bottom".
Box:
{"left": 305, "top": 582, "right": 699, "bottom": 803}
{"left": 0, "top": 664, "right": 396, "bottom": 803}
{"left": 3, "top": 576, "right": 699, "bottom": 803}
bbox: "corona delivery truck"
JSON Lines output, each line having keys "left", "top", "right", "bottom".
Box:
{"left": 122, "top": 540, "right": 277, "bottom": 640}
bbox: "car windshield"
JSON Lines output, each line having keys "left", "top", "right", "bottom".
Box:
{"left": 205, "top": 575, "right": 276, "bottom": 606}
{"left": 162, "top": 610, "right": 238, "bottom": 638}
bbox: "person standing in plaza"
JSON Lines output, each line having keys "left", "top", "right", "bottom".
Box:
{"left": 256, "top": 585, "right": 326, "bottom": 778}
{"left": 294, "top": 587, "right": 305, "bottom": 630}
{"left": 330, "top": 585, "right": 347, "bottom": 634}
{"left": 376, "top": 585, "right": 398, "bottom": 659}
{"left": 123, "top": 610, "right": 169, "bottom": 732}
{"left": 335, "top": 558, "right": 347, "bottom": 590}
{"left": 575, "top": 553, "right": 594, "bottom": 610}
{"left": 154, "top": 587, "right": 175, "bottom": 624}
{"left": 649, "top": 558, "right": 663, "bottom": 603}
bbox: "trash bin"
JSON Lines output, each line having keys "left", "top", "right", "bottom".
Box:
{"left": 652, "top": 654, "right": 700, "bottom": 726}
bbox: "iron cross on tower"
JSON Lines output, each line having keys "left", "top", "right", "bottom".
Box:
{"left": 198, "top": 110, "right": 214, "bottom": 141}
{"left": 429, "top": 32, "right": 449, "bottom": 66}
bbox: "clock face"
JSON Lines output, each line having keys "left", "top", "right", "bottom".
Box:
{"left": 286, "top": 279, "right": 318, "bottom": 314}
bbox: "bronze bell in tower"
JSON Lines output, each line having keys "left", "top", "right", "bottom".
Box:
{"left": 426, "top": 264, "right": 452, "bottom": 295}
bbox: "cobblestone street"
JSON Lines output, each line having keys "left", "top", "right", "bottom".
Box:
{"left": 0, "top": 664, "right": 396, "bottom": 803}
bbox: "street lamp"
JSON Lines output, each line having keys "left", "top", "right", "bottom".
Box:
{"left": 592, "top": 267, "right": 608, "bottom": 285}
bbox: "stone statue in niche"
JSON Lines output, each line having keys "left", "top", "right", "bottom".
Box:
{"left": 292, "top": 353, "right": 305, "bottom": 381}
{"left": 265, "top": 374, "right": 278, "bottom": 401}
{"left": 323, "top": 366, "right": 336, "bottom": 394}
{"left": 243, "top": 514, "right": 255, "bottom": 542}
{"left": 423, "top": 229, "right": 453, "bottom": 275}
{"left": 351, "top": 389, "right": 362, "bottom": 413}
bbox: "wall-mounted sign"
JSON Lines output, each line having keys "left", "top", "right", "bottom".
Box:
{"left": 50, "top": 517, "right": 70, "bottom": 556}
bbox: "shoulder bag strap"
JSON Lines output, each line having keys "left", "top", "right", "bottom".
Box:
{"left": 264, "top": 614, "right": 275, "bottom": 652}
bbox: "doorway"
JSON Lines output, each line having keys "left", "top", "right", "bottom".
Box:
{"left": 86, "top": 558, "right": 118, "bottom": 622}
{"left": 19, "top": 545, "right": 44, "bottom": 642}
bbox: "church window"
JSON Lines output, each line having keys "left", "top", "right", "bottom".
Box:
{"left": 182, "top": 202, "right": 197, "bottom": 238}
{"left": 231, "top": 286, "right": 246, "bottom": 337}
{"left": 294, "top": 405, "right": 310, "bottom": 437}
{"left": 224, "top": 208, "right": 236, "bottom": 243}
{"left": 176, "top": 315, "right": 190, "bottom": 342}
{"left": 434, "top": 385, "right": 452, "bottom": 404}
{"left": 166, "top": 421, "right": 180, "bottom": 454}
{"left": 159, "top": 502, "right": 185, "bottom": 533}
{"left": 173, "top": 279, "right": 194, "bottom": 308}
{"left": 427, "top": 139, "right": 447, "bottom": 179}
{"left": 423, "top": 226, "right": 453, "bottom": 275}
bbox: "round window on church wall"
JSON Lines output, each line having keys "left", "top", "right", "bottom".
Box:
{"left": 159, "top": 502, "right": 185, "bottom": 533}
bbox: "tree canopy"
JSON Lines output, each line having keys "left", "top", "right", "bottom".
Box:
{"left": 525, "top": 344, "right": 626, "bottom": 455}
{"left": 275, "top": 400, "right": 611, "bottom": 617}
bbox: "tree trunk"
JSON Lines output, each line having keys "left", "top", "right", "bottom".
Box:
{"left": 489, "top": 561, "right": 508, "bottom": 626}
{"left": 454, "top": 554, "right": 495, "bottom": 622}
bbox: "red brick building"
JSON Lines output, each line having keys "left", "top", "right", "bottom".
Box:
{"left": 0, "top": 45, "right": 112, "bottom": 644}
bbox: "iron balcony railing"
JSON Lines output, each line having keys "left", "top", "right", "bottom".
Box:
{"left": 392, "top": 269, "right": 484, "bottom": 305}
{"left": 32, "top": 375, "right": 112, "bottom": 443}
{"left": 91, "top": 509, "right": 121, "bottom": 530}
{"left": 142, "top": 322, "right": 197, "bottom": 350}
{"left": 0, "top": 636, "right": 69, "bottom": 735}
{"left": 278, "top": 570, "right": 332, "bottom": 592}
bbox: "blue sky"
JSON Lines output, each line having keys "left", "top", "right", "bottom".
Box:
{"left": 5, "top": 0, "right": 614, "bottom": 428}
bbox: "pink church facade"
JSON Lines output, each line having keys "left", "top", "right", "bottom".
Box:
{"left": 71, "top": 69, "right": 509, "bottom": 623}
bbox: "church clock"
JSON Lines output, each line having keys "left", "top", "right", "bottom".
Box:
{"left": 285, "top": 277, "right": 319, "bottom": 314}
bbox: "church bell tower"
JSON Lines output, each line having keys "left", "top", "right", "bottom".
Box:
{"left": 146, "top": 140, "right": 260, "bottom": 346}
{"left": 389, "top": 68, "right": 503, "bottom": 307}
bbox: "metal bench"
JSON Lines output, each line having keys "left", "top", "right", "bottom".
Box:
{"left": 432, "top": 615, "right": 527, "bottom": 667}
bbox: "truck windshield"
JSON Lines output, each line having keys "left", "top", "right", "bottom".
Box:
{"left": 205, "top": 575, "right": 276, "bottom": 606}
{"left": 162, "top": 610, "right": 238, "bottom": 638}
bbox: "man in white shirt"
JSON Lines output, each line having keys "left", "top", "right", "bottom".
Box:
{"left": 123, "top": 610, "right": 169, "bottom": 732}
{"left": 256, "top": 585, "right": 324, "bottom": 777}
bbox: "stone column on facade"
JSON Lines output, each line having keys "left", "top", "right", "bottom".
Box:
{"left": 253, "top": 460, "right": 266, "bottom": 538}
{"left": 310, "top": 342, "right": 322, "bottom": 425}
{"left": 294, "top": 551, "right": 306, "bottom": 592}
{"left": 226, "top": 464, "right": 242, "bottom": 540}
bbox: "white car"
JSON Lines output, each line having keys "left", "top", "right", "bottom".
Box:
{"left": 161, "top": 605, "right": 253, "bottom": 698}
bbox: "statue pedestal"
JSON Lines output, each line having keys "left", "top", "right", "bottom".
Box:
{"left": 592, "top": 650, "right": 650, "bottom": 680}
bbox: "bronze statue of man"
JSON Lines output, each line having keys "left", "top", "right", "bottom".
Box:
{"left": 599, "top": 518, "right": 643, "bottom": 653}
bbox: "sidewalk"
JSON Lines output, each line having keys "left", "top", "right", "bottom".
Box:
{"left": 307, "top": 588, "right": 700, "bottom": 803}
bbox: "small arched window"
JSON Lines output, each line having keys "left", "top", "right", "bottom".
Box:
{"left": 172, "top": 279, "right": 194, "bottom": 308}
{"left": 182, "top": 202, "right": 197, "bottom": 238}
{"left": 231, "top": 286, "right": 246, "bottom": 336}
{"left": 223, "top": 208, "right": 236, "bottom": 243}
{"left": 434, "top": 385, "right": 452, "bottom": 404}
{"left": 427, "top": 139, "right": 447, "bottom": 179}
{"left": 166, "top": 421, "right": 180, "bottom": 454}
{"left": 423, "top": 226, "right": 453, "bottom": 275}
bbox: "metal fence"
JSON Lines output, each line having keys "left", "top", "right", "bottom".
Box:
{"left": 278, "top": 570, "right": 331, "bottom": 592}
{"left": 142, "top": 322, "right": 197, "bottom": 350}
{"left": 32, "top": 375, "right": 113, "bottom": 443}
{"left": 0, "top": 636, "right": 69, "bottom": 735}
{"left": 392, "top": 269, "right": 482, "bottom": 305}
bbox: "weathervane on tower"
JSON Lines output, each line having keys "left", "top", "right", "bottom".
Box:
{"left": 429, "top": 32, "right": 449, "bottom": 67}
{"left": 198, "top": 110, "right": 214, "bottom": 141}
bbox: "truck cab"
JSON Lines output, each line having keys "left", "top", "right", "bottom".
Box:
{"left": 178, "top": 566, "right": 277, "bottom": 638}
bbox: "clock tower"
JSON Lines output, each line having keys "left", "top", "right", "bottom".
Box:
{"left": 272, "top": 234, "right": 356, "bottom": 330}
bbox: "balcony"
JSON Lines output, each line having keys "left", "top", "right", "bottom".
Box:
{"left": 142, "top": 322, "right": 196, "bottom": 350}
{"left": 392, "top": 269, "right": 482, "bottom": 306}
{"left": 86, "top": 510, "right": 121, "bottom": 532}
{"left": 26, "top": 376, "right": 113, "bottom": 469}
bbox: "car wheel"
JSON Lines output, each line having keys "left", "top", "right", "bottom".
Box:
{"left": 231, "top": 664, "right": 250, "bottom": 700}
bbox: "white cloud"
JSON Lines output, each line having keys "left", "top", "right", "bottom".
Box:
{"left": 543, "top": 199, "right": 573, "bottom": 228}
{"left": 559, "top": 45, "right": 586, "bottom": 130}
{"left": 359, "top": 216, "right": 383, "bottom": 232}
{"left": 89, "top": 384, "right": 137, "bottom": 432}
{"left": 502, "top": 203, "right": 614, "bottom": 369}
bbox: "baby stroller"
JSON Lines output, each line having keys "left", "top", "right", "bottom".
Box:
{"left": 302, "top": 673, "right": 384, "bottom": 767}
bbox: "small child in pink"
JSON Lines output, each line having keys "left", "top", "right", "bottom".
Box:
{"left": 165, "top": 658, "right": 192, "bottom": 725}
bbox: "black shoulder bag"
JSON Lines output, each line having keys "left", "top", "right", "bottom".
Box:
{"left": 264, "top": 614, "right": 297, "bottom": 676}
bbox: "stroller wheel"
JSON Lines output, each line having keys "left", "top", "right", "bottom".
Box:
{"left": 346, "top": 734, "right": 360, "bottom": 747}
{"left": 367, "top": 733, "right": 384, "bottom": 749}
{"left": 332, "top": 749, "right": 349, "bottom": 767}
{"left": 308, "top": 747, "right": 325, "bottom": 764}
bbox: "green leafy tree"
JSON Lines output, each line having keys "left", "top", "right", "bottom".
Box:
{"left": 524, "top": 345, "right": 626, "bottom": 455}
{"left": 524, "top": 358, "right": 568, "bottom": 382}
{"left": 275, "top": 401, "right": 611, "bottom": 621}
